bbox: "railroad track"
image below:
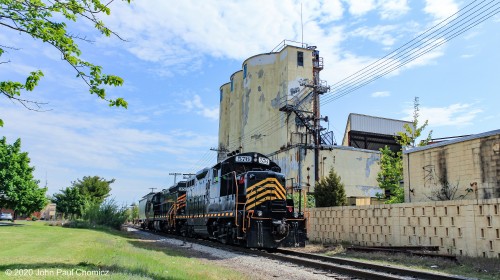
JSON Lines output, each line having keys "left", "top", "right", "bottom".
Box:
{"left": 269, "top": 248, "right": 468, "bottom": 280}
{"left": 346, "top": 245, "right": 458, "bottom": 261}
{"left": 127, "top": 226, "right": 470, "bottom": 280}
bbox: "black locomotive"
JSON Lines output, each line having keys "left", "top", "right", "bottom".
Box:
{"left": 138, "top": 152, "right": 307, "bottom": 248}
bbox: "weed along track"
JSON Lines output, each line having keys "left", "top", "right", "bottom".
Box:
{"left": 128, "top": 226, "right": 469, "bottom": 280}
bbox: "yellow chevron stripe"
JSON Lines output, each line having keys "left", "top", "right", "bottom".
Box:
{"left": 245, "top": 197, "right": 280, "bottom": 211}
{"left": 246, "top": 178, "right": 286, "bottom": 199}
{"left": 246, "top": 190, "right": 278, "bottom": 205}
{"left": 246, "top": 178, "right": 281, "bottom": 193}
{"left": 247, "top": 184, "right": 286, "bottom": 200}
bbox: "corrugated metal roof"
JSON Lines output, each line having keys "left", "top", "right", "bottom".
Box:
{"left": 342, "top": 113, "right": 412, "bottom": 145}
{"left": 349, "top": 113, "right": 411, "bottom": 135}
{"left": 404, "top": 129, "right": 500, "bottom": 154}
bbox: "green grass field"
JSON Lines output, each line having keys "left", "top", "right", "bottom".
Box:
{"left": 0, "top": 221, "right": 245, "bottom": 279}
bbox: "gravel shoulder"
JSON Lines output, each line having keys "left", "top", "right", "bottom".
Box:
{"left": 124, "top": 227, "right": 335, "bottom": 280}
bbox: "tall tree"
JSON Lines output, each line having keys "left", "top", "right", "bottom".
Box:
{"left": 314, "top": 168, "right": 347, "bottom": 207}
{"left": 73, "top": 175, "right": 114, "bottom": 204}
{"left": 52, "top": 186, "right": 86, "bottom": 219}
{"left": 377, "top": 146, "right": 404, "bottom": 203}
{"left": 0, "top": 137, "right": 48, "bottom": 215}
{"left": 377, "top": 97, "right": 432, "bottom": 203}
{"left": 0, "top": 0, "right": 130, "bottom": 127}
{"left": 396, "top": 97, "right": 433, "bottom": 148}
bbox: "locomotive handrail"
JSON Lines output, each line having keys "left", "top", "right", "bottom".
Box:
{"left": 167, "top": 203, "right": 176, "bottom": 228}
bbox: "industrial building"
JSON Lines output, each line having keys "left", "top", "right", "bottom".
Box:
{"left": 403, "top": 129, "right": 500, "bottom": 202}
{"left": 217, "top": 42, "right": 383, "bottom": 205}
{"left": 214, "top": 41, "right": 500, "bottom": 258}
{"left": 342, "top": 113, "right": 411, "bottom": 152}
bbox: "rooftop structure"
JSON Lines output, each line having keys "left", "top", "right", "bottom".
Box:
{"left": 342, "top": 113, "right": 411, "bottom": 152}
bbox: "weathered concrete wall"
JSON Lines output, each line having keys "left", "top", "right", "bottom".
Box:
{"left": 270, "top": 146, "right": 382, "bottom": 201}
{"left": 219, "top": 45, "right": 314, "bottom": 156}
{"left": 227, "top": 71, "right": 244, "bottom": 151}
{"left": 308, "top": 198, "right": 500, "bottom": 258}
{"left": 403, "top": 130, "right": 500, "bottom": 202}
{"left": 218, "top": 83, "right": 231, "bottom": 153}
{"left": 218, "top": 45, "right": 382, "bottom": 204}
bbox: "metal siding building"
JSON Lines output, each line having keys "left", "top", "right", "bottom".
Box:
{"left": 342, "top": 113, "right": 411, "bottom": 152}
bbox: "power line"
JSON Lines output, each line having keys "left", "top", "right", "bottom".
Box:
{"left": 194, "top": 0, "right": 498, "bottom": 173}
{"left": 321, "top": 0, "right": 500, "bottom": 105}
{"left": 221, "top": 0, "right": 499, "bottom": 156}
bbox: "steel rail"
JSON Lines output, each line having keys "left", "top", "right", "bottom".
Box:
{"left": 273, "top": 248, "right": 469, "bottom": 280}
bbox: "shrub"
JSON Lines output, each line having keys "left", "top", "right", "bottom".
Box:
{"left": 314, "top": 168, "right": 347, "bottom": 207}
{"left": 82, "top": 199, "right": 128, "bottom": 230}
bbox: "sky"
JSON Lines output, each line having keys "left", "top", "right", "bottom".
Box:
{"left": 1, "top": 0, "right": 499, "bottom": 205}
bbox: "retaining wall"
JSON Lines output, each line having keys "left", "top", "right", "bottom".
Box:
{"left": 308, "top": 198, "right": 500, "bottom": 258}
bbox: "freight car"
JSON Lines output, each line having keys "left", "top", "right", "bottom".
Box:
{"left": 138, "top": 152, "right": 306, "bottom": 248}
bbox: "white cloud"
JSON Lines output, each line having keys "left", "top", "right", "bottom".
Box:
{"left": 104, "top": 1, "right": 301, "bottom": 66}
{"left": 460, "top": 54, "right": 475, "bottom": 59}
{"left": 317, "top": 0, "right": 344, "bottom": 23}
{"left": 343, "top": 0, "right": 409, "bottom": 19}
{"left": 401, "top": 39, "right": 447, "bottom": 69}
{"left": 371, "top": 91, "right": 390, "bottom": 97}
{"left": 403, "top": 103, "right": 483, "bottom": 127}
{"left": 379, "top": 0, "right": 410, "bottom": 19}
{"left": 350, "top": 25, "right": 398, "bottom": 46}
{"left": 93, "top": 0, "right": 447, "bottom": 86}
{"left": 423, "top": 0, "right": 459, "bottom": 22}
{"left": 344, "top": 0, "right": 376, "bottom": 16}
{"left": 182, "top": 95, "right": 219, "bottom": 120}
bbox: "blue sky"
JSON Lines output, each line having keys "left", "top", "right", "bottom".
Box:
{"left": 1, "top": 0, "right": 499, "bottom": 205}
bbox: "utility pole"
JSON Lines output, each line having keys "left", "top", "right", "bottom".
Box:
{"left": 278, "top": 47, "right": 329, "bottom": 186}
{"left": 169, "top": 172, "right": 183, "bottom": 185}
{"left": 149, "top": 187, "right": 156, "bottom": 193}
{"left": 305, "top": 47, "right": 329, "bottom": 183}
{"left": 211, "top": 146, "right": 228, "bottom": 162}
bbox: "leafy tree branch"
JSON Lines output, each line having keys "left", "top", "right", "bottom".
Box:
{"left": 0, "top": 0, "right": 130, "bottom": 126}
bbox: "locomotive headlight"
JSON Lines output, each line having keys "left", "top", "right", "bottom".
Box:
{"left": 256, "top": 210, "right": 263, "bottom": 217}
{"left": 293, "top": 212, "right": 299, "bottom": 218}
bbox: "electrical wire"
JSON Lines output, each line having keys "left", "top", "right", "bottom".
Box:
{"left": 189, "top": 0, "right": 499, "bottom": 172}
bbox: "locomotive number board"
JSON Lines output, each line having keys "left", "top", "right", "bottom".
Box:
{"left": 235, "top": 156, "right": 252, "bottom": 163}
{"left": 258, "top": 157, "right": 270, "bottom": 165}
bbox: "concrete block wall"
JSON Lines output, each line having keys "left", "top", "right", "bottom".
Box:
{"left": 308, "top": 198, "right": 500, "bottom": 258}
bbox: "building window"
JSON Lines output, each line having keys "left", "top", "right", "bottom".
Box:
{"left": 220, "top": 89, "right": 223, "bottom": 102}
{"left": 230, "top": 77, "right": 234, "bottom": 92}
{"left": 297, "top": 51, "right": 304, "bottom": 66}
{"left": 243, "top": 64, "right": 247, "bottom": 79}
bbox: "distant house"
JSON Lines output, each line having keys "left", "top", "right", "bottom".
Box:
{"left": 342, "top": 113, "right": 411, "bottom": 152}
{"left": 1, "top": 203, "right": 57, "bottom": 220}
{"left": 40, "top": 203, "right": 57, "bottom": 220}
